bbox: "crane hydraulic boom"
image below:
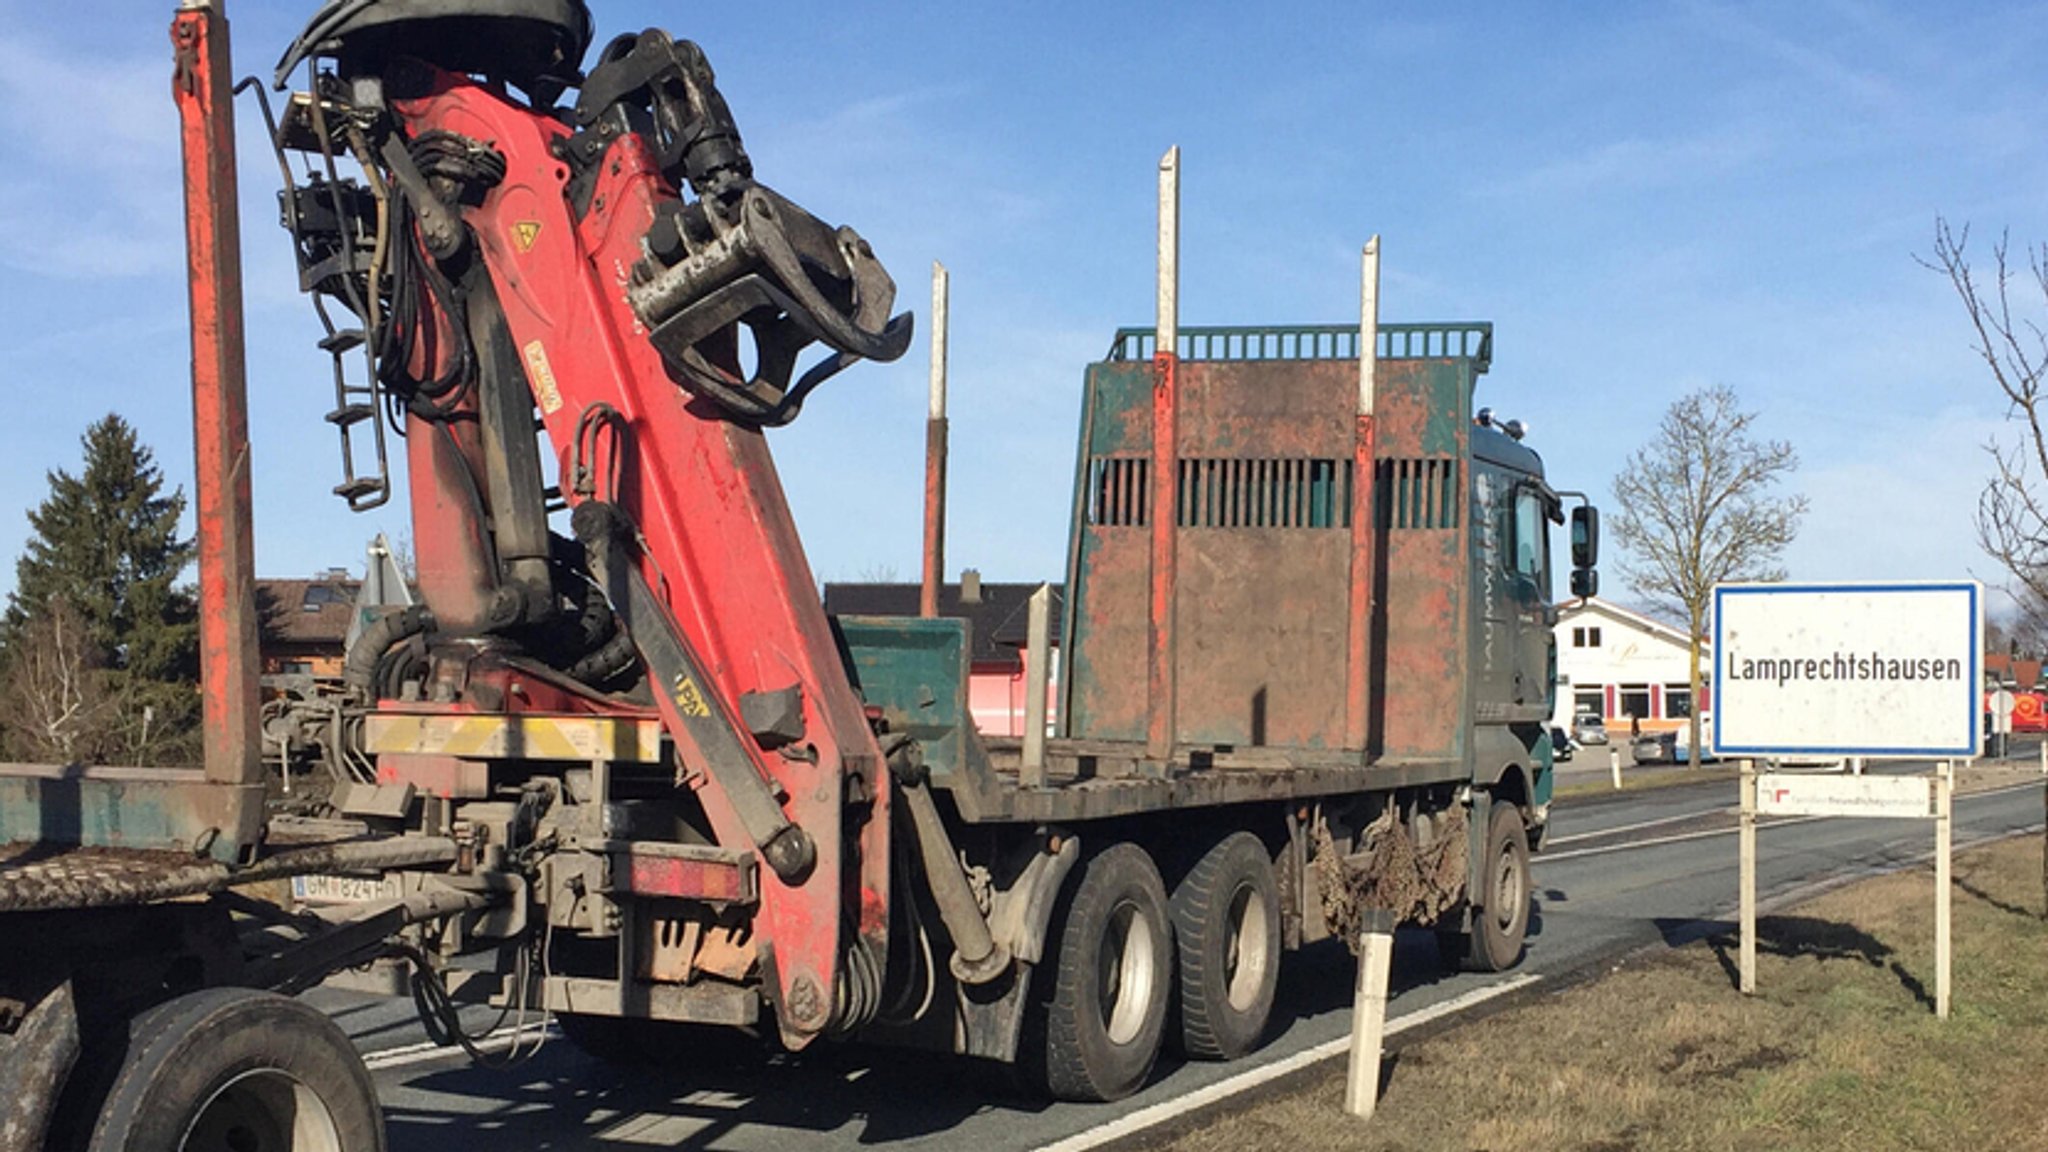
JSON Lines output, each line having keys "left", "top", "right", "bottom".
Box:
{"left": 269, "top": 0, "right": 913, "bottom": 1045}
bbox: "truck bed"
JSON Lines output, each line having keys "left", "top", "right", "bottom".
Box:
{"left": 953, "top": 736, "right": 1463, "bottom": 822}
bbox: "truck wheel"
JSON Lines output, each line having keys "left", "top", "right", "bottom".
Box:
{"left": 1041, "top": 842, "right": 1172, "bottom": 1101}
{"left": 1463, "top": 801, "right": 1532, "bottom": 972}
{"left": 88, "top": 987, "right": 383, "bottom": 1152}
{"left": 1171, "top": 832, "right": 1280, "bottom": 1061}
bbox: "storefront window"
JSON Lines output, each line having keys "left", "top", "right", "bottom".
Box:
{"left": 1619, "top": 684, "right": 1652, "bottom": 722}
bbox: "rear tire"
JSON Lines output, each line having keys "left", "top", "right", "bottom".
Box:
{"left": 88, "top": 987, "right": 384, "bottom": 1152}
{"left": 1171, "top": 832, "right": 1280, "bottom": 1061}
{"left": 1464, "top": 800, "right": 1531, "bottom": 972}
{"left": 1040, "top": 842, "right": 1173, "bottom": 1101}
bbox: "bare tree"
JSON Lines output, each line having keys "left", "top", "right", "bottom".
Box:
{"left": 1990, "top": 587, "right": 2048, "bottom": 663}
{"left": 1, "top": 596, "right": 114, "bottom": 765}
{"left": 1611, "top": 385, "right": 1808, "bottom": 765}
{"left": 1925, "top": 220, "right": 2048, "bottom": 617}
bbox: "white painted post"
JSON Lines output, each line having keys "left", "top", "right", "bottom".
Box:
{"left": 1345, "top": 909, "right": 1395, "bottom": 1119}
{"left": 929, "top": 261, "right": 950, "bottom": 422}
{"left": 1020, "top": 584, "right": 1052, "bottom": 788}
{"left": 1358, "top": 236, "right": 1379, "bottom": 415}
{"left": 1609, "top": 746, "right": 1622, "bottom": 790}
{"left": 1739, "top": 759, "right": 1757, "bottom": 995}
{"left": 1936, "top": 761, "right": 1952, "bottom": 1019}
{"left": 1156, "top": 146, "right": 1180, "bottom": 356}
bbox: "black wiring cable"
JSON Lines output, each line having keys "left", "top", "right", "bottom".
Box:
{"left": 396, "top": 923, "right": 550, "bottom": 1070}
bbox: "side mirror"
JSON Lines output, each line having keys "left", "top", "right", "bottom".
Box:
{"left": 1570, "top": 505, "right": 1600, "bottom": 569}
{"left": 1570, "top": 568, "right": 1598, "bottom": 599}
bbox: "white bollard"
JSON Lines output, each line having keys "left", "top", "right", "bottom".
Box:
{"left": 1345, "top": 909, "right": 1396, "bottom": 1119}
{"left": 1610, "top": 746, "right": 1622, "bottom": 790}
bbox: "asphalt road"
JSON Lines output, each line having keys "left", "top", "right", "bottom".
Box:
{"left": 318, "top": 764, "right": 2048, "bottom": 1152}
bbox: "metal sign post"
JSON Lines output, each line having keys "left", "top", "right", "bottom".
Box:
{"left": 1720, "top": 582, "right": 1977, "bottom": 1019}
{"left": 1936, "top": 761, "right": 1952, "bottom": 1019}
{"left": 1739, "top": 763, "right": 1951, "bottom": 1016}
{"left": 1739, "top": 759, "right": 1757, "bottom": 994}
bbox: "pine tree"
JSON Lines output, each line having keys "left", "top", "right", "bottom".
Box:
{"left": 0, "top": 415, "right": 199, "bottom": 764}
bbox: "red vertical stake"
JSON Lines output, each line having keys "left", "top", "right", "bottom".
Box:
{"left": 1345, "top": 238, "right": 1382, "bottom": 753}
{"left": 1146, "top": 350, "right": 1178, "bottom": 762}
{"left": 1146, "top": 147, "right": 1181, "bottom": 764}
{"left": 921, "top": 262, "right": 950, "bottom": 618}
{"left": 1344, "top": 413, "right": 1378, "bottom": 751}
{"left": 920, "top": 418, "right": 947, "bottom": 618}
{"left": 174, "top": 3, "right": 262, "bottom": 804}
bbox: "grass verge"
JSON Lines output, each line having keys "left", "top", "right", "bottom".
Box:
{"left": 1153, "top": 832, "right": 2048, "bottom": 1152}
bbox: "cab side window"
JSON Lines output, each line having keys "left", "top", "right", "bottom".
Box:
{"left": 1512, "top": 488, "right": 1545, "bottom": 580}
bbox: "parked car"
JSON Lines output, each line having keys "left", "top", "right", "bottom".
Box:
{"left": 1548, "top": 726, "right": 1576, "bottom": 762}
{"left": 1631, "top": 725, "right": 1718, "bottom": 765}
{"left": 1631, "top": 731, "right": 1678, "bottom": 764}
{"left": 1573, "top": 713, "right": 1608, "bottom": 745}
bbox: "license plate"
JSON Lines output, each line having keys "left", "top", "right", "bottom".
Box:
{"left": 291, "top": 873, "right": 402, "bottom": 905}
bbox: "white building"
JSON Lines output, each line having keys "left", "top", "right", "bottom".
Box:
{"left": 1553, "top": 598, "right": 1711, "bottom": 736}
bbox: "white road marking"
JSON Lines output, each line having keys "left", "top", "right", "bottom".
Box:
{"left": 1545, "top": 807, "right": 1735, "bottom": 847}
{"left": 1035, "top": 974, "right": 1540, "bottom": 1152}
{"left": 1538, "top": 816, "right": 1821, "bottom": 863}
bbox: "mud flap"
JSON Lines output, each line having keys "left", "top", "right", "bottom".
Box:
{"left": 1314, "top": 802, "right": 1471, "bottom": 949}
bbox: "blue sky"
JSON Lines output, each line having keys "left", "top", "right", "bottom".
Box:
{"left": 1, "top": 1, "right": 2041, "bottom": 616}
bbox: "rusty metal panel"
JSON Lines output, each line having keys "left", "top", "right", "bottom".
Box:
{"left": 1168, "top": 359, "right": 1356, "bottom": 748}
{"left": 1063, "top": 363, "right": 1159, "bottom": 742}
{"left": 1175, "top": 359, "right": 1354, "bottom": 457}
{"left": 1174, "top": 530, "right": 1350, "bottom": 747}
{"left": 1067, "top": 527, "right": 1154, "bottom": 741}
{"left": 0, "top": 766, "right": 264, "bottom": 863}
{"left": 1068, "top": 357, "right": 1367, "bottom": 750}
{"left": 1372, "top": 360, "right": 1474, "bottom": 760}
{"left": 1083, "top": 362, "right": 1155, "bottom": 454}
{"left": 1066, "top": 348, "right": 1479, "bottom": 761}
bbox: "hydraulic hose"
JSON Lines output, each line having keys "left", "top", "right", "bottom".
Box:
{"left": 342, "top": 604, "right": 436, "bottom": 701}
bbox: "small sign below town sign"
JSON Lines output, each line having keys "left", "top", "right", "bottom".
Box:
{"left": 1754, "top": 772, "right": 1935, "bottom": 819}
{"left": 1713, "top": 582, "right": 1981, "bottom": 760}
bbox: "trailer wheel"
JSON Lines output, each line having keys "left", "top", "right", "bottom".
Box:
{"left": 1460, "top": 801, "right": 1532, "bottom": 972}
{"left": 88, "top": 987, "right": 383, "bottom": 1152}
{"left": 1171, "top": 832, "right": 1280, "bottom": 1061}
{"left": 1040, "top": 842, "right": 1172, "bottom": 1101}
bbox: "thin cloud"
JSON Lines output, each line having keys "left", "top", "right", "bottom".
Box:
{"left": 1476, "top": 130, "right": 1776, "bottom": 200}
{"left": 1682, "top": 0, "right": 1899, "bottom": 108}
